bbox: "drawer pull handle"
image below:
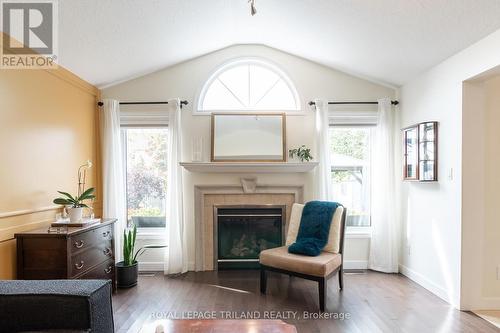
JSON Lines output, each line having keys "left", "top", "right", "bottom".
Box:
{"left": 103, "top": 247, "right": 112, "bottom": 256}
{"left": 102, "top": 231, "right": 111, "bottom": 239}
{"left": 75, "top": 261, "right": 84, "bottom": 270}
{"left": 74, "top": 240, "right": 85, "bottom": 249}
{"left": 104, "top": 266, "right": 113, "bottom": 274}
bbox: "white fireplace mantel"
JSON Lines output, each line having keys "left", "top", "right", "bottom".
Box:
{"left": 180, "top": 162, "right": 318, "bottom": 173}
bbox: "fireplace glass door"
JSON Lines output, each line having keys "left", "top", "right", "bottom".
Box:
{"left": 216, "top": 206, "right": 284, "bottom": 269}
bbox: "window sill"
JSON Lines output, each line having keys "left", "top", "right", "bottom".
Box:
{"left": 345, "top": 227, "right": 372, "bottom": 239}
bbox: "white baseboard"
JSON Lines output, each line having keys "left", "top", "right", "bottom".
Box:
{"left": 343, "top": 260, "right": 368, "bottom": 270}
{"left": 139, "top": 262, "right": 163, "bottom": 271}
{"left": 399, "top": 264, "right": 454, "bottom": 306}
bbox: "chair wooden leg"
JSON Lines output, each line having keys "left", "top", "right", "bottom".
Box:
{"left": 338, "top": 267, "right": 344, "bottom": 291}
{"left": 318, "top": 277, "right": 326, "bottom": 312}
{"left": 260, "top": 268, "right": 267, "bottom": 294}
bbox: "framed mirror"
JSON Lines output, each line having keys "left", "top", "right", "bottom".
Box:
{"left": 211, "top": 113, "right": 286, "bottom": 162}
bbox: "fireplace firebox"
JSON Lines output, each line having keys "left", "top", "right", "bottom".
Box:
{"left": 214, "top": 205, "right": 285, "bottom": 269}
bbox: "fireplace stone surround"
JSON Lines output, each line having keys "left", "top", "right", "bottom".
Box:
{"left": 194, "top": 181, "right": 304, "bottom": 271}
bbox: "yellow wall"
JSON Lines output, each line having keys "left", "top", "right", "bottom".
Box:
{"left": 0, "top": 50, "right": 100, "bottom": 279}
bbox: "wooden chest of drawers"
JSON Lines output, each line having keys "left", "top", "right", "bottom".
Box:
{"left": 15, "top": 219, "right": 117, "bottom": 290}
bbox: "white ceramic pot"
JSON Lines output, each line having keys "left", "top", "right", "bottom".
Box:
{"left": 68, "top": 207, "right": 83, "bottom": 223}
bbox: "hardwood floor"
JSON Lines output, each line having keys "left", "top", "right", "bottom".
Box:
{"left": 112, "top": 270, "right": 498, "bottom": 333}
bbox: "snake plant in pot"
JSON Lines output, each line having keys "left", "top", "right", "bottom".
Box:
{"left": 116, "top": 224, "right": 167, "bottom": 288}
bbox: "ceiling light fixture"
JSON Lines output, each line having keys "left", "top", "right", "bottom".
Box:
{"left": 248, "top": 0, "right": 256, "bottom": 16}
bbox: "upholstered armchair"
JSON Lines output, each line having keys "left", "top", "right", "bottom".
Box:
{"left": 259, "top": 203, "right": 347, "bottom": 311}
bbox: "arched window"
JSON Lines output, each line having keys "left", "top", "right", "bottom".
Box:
{"left": 198, "top": 58, "right": 300, "bottom": 112}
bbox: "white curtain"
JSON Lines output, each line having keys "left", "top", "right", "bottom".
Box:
{"left": 314, "top": 99, "right": 333, "bottom": 201}
{"left": 369, "top": 98, "right": 399, "bottom": 273}
{"left": 100, "top": 99, "right": 126, "bottom": 262}
{"left": 359, "top": 142, "right": 372, "bottom": 227}
{"left": 164, "top": 99, "right": 188, "bottom": 274}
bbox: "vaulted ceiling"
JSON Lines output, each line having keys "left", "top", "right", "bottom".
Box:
{"left": 58, "top": 0, "right": 500, "bottom": 87}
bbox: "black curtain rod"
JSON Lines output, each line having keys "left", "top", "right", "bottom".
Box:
{"left": 308, "top": 100, "right": 399, "bottom": 106}
{"left": 97, "top": 100, "right": 189, "bottom": 107}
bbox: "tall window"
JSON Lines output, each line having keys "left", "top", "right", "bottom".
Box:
{"left": 122, "top": 128, "right": 168, "bottom": 230}
{"left": 329, "top": 126, "right": 372, "bottom": 227}
{"left": 198, "top": 58, "right": 300, "bottom": 112}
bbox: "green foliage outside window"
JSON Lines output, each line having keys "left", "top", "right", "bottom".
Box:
{"left": 126, "top": 129, "right": 168, "bottom": 219}
{"left": 329, "top": 128, "right": 368, "bottom": 183}
{"left": 128, "top": 207, "right": 163, "bottom": 217}
{"left": 330, "top": 128, "right": 367, "bottom": 160}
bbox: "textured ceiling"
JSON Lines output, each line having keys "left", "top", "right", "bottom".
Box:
{"left": 58, "top": 0, "right": 500, "bottom": 87}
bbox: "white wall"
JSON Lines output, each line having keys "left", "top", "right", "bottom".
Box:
{"left": 399, "top": 28, "right": 500, "bottom": 309}
{"left": 102, "top": 44, "right": 394, "bottom": 271}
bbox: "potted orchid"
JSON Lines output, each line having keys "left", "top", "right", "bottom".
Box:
{"left": 53, "top": 160, "right": 95, "bottom": 223}
{"left": 53, "top": 188, "right": 95, "bottom": 223}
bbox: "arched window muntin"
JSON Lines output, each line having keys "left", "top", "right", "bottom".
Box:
{"left": 197, "top": 57, "right": 301, "bottom": 113}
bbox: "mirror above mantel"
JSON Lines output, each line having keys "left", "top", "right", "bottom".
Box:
{"left": 211, "top": 113, "right": 286, "bottom": 162}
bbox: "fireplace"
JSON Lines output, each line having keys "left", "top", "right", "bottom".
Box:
{"left": 214, "top": 205, "right": 285, "bottom": 269}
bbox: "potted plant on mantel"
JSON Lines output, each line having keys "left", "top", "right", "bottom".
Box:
{"left": 116, "top": 224, "right": 167, "bottom": 288}
{"left": 289, "top": 145, "right": 313, "bottom": 162}
{"left": 53, "top": 188, "right": 95, "bottom": 223}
